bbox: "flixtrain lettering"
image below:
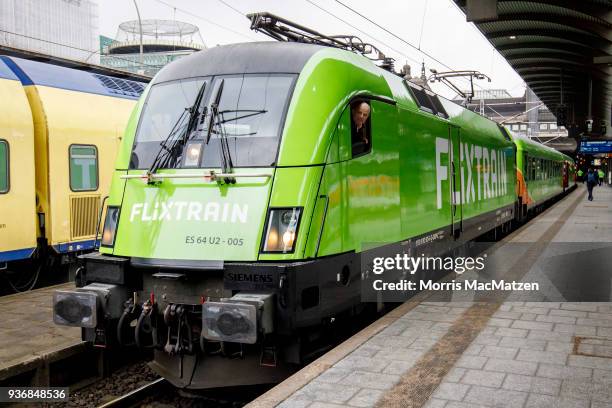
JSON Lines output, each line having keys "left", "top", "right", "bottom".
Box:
{"left": 129, "top": 201, "right": 249, "bottom": 223}
{"left": 436, "top": 137, "right": 509, "bottom": 209}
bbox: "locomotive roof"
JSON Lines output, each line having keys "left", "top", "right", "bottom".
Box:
{"left": 0, "top": 56, "right": 145, "bottom": 100}
{"left": 509, "top": 131, "right": 567, "bottom": 160}
{"left": 153, "top": 41, "right": 324, "bottom": 84}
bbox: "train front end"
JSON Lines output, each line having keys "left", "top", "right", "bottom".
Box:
{"left": 51, "top": 42, "right": 361, "bottom": 388}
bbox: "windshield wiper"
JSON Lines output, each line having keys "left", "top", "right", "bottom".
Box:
{"left": 205, "top": 79, "right": 224, "bottom": 145}
{"left": 204, "top": 80, "right": 235, "bottom": 184}
{"left": 207, "top": 109, "right": 268, "bottom": 139}
{"left": 147, "top": 82, "right": 207, "bottom": 180}
{"left": 146, "top": 109, "right": 188, "bottom": 177}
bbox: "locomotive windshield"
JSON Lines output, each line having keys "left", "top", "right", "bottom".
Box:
{"left": 130, "top": 74, "right": 296, "bottom": 169}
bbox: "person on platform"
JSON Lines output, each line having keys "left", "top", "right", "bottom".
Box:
{"left": 586, "top": 168, "right": 597, "bottom": 201}
{"left": 351, "top": 100, "right": 371, "bottom": 156}
{"left": 577, "top": 168, "right": 584, "bottom": 184}
{"left": 598, "top": 168, "right": 605, "bottom": 186}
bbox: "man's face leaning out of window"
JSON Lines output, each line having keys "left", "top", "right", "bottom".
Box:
{"left": 352, "top": 102, "right": 370, "bottom": 130}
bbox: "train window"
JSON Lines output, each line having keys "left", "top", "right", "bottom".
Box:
{"left": 498, "top": 125, "right": 512, "bottom": 141}
{"left": 426, "top": 90, "right": 448, "bottom": 119}
{"left": 549, "top": 161, "right": 552, "bottom": 177}
{"left": 404, "top": 81, "right": 436, "bottom": 115}
{"left": 69, "top": 145, "right": 98, "bottom": 192}
{"left": 131, "top": 74, "right": 296, "bottom": 169}
{"left": 0, "top": 140, "right": 8, "bottom": 193}
{"left": 350, "top": 100, "right": 372, "bottom": 157}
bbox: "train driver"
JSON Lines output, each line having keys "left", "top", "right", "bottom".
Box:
{"left": 351, "top": 100, "right": 371, "bottom": 156}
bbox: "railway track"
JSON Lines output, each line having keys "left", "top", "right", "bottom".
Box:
{"left": 96, "top": 378, "right": 169, "bottom": 408}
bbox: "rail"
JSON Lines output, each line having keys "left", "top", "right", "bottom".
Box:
{"left": 96, "top": 378, "right": 168, "bottom": 408}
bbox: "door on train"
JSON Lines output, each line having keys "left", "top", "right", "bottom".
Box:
{"left": 449, "top": 125, "right": 462, "bottom": 239}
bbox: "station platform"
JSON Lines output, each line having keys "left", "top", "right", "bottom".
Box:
{"left": 248, "top": 184, "right": 612, "bottom": 408}
{"left": 0, "top": 282, "right": 93, "bottom": 387}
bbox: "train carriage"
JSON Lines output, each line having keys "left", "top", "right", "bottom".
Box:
{"left": 565, "top": 158, "right": 577, "bottom": 188}
{"left": 0, "top": 57, "right": 144, "bottom": 289}
{"left": 511, "top": 133, "right": 572, "bottom": 220}
{"left": 0, "top": 59, "right": 37, "bottom": 267}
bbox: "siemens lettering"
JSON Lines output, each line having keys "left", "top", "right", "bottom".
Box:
{"left": 129, "top": 201, "right": 248, "bottom": 223}
{"left": 436, "top": 137, "right": 509, "bottom": 209}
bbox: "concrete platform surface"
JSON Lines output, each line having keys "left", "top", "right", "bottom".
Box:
{"left": 0, "top": 282, "right": 82, "bottom": 379}
{"left": 248, "top": 185, "right": 612, "bottom": 408}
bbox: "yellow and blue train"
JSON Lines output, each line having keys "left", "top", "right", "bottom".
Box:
{"left": 0, "top": 57, "right": 145, "bottom": 291}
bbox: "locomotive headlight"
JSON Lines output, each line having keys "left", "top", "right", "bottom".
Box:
{"left": 184, "top": 141, "right": 202, "bottom": 167}
{"left": 101, "top": 206, "right": 120, "bottom": 247}
{"left": 53, "top": 291, "right": 97, "bottom": 328}
{"left": 261, "top": 208, "right": 302, "bottom": 253}
{"left": 282, "top": 230, "right": 295, "bottom": 247}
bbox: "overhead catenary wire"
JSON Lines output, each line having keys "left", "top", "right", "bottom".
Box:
{"left": 334, "top": 0, "right": 456, "bottom": 72}
{"left": 303, "top": 0, "right": 464, "bottom": 99}
{"left": 447, "top": 0, "right": 526, "bottom": 97}
{"left": 417, "top": 0, "right": 428, "bottom": 50}
{"left": 215, "top": 0, "right": 247, "bottom": 17}
{"left": 333, "top": 0, "right": 489, "bottom": 92}
{"left": 152, "top": 0, "right": 258, "bottom": 42}
{"left": 0, "top": 29, "right": 163, "bottom": 69}
{"left": 304, "top": 0, "right": 421, "bottom": 66}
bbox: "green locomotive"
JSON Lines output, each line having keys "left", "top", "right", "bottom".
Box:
{"left": 53, "top": 14, "right": 574, "bottom": 388}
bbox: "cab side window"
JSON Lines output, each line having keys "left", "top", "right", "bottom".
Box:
{"left": 350, "top": 100, "right": 372, "bottom": 157}
{"left": 69, "top": 144, "right": 98, "bottom": 192}
{"left": 0, "top": 140, "right": 8, "bottom": 193}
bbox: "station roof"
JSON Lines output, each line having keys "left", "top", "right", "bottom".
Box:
{"left": 453, "top": 0, "right": 612, "bottom": 137}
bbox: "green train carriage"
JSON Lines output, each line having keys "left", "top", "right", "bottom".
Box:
{"left": 510, "top": 132, "right": 575, "bottom": 220}
{"left": 52, "top": 37, "right": 570, "bottom": 388}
